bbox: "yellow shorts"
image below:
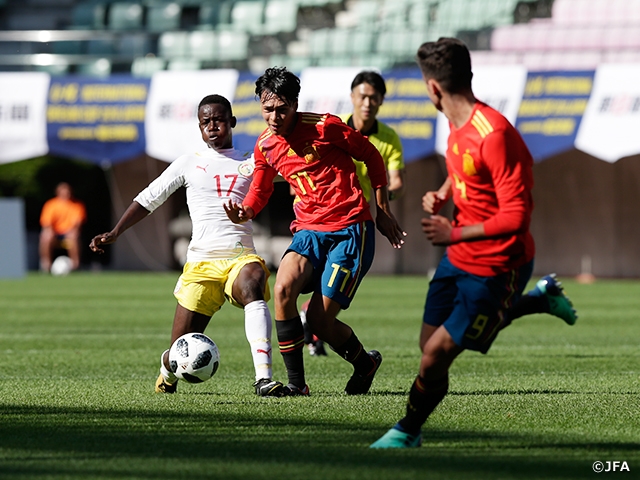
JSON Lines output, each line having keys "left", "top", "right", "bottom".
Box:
{"left": 173, "top": 255, "right": 270, "bottom": 317}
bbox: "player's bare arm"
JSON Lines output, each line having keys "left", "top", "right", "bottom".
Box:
{"left": 388, "top": 169, "right": 405, "bottom": 200}
{"left": 374, "top": 185, "right": 406, "bottom": 248}
{"left": 223, "top": 199, "right": 254, "bottom": 224}
{"left": 89, "top": 201, "right": 149, "bottom": 254}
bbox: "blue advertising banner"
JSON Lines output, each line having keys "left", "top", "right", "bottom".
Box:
{"left": 232, "top": 71, "right": 262, "bottom": 154}
{"left": 377, "top": 68, "right": 438, "bottom": 163}
{"left": 516, "top": 70, "right": 594, "bottom": 162}
{"left": 47, "top": 75, "right": 149, "bottom": 165}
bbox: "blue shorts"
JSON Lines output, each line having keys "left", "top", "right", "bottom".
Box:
{"left": 286, "top": 220, "right": 375, "bottom": 309}
{"left": 423, "top": 252, "right": 534, "bottom": 353}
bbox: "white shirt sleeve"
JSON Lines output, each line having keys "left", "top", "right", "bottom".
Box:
{"left": 133, "top": 157, "right": 186, "bottom": 213}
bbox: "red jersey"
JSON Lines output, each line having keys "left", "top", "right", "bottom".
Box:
{"left": 446, "top": 102, "right": 535, "bottom": 276}
{"left": 244, "top": 112, "right": 388, "bottom": 233}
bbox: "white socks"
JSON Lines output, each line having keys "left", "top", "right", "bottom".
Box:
{"left": 244, "top": 300, "right": 273, "bottom": 381}
{"left": 159, "top": 349, "right": 178, "bottom": 384}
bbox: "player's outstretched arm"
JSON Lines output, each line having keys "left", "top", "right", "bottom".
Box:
{"left": 89, "top": 201, "right": 149, "bottom": 254}
{"left": 223, "top": 199, "right": 254, "bottom": 224}
{"left": 374, "top": 185, "right": 406, "bottom": 248}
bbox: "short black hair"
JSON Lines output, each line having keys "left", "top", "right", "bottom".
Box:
{"left": 198, "top": 94, "right": 233, "bottom": 116}
{"left": 255, "top": 66, "right": 301, "bottom": 104}
{"left": 351, "top": 70, "right": 386, "bottom": 97}
{"left": 416, "top": 37, "right": 473, "bottom": 93}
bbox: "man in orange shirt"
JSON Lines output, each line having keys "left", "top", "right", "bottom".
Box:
{"left": 39, "top": 182, "right": 86, "bottom": 272}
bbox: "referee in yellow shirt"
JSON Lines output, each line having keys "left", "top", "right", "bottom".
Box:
{"left": 343, "top": 70, "right": 405, "bottom": 202}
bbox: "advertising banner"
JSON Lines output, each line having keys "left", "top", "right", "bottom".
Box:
{"left": 145, "top": 69, "right": 238, "bottom": 162}
{"left": 516, "top": 70, "right": 593, "bottom": 162}
{"left": 232, "top": 71, "right": 263, "bottom": 154}
{"left": 378, "top": 68, "right": 437, "bottom": 162}
{"left": 47, "top": 75, "right": 149, "bottom": 165}
{"left": 0, "top": 73, "right": 50, "bottom": 164}
{"left": 575, "top": 64, "right": 640, "bottom": 163}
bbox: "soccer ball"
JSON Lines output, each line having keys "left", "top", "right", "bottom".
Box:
{"left": 50, "top": 255, "right": 73, "bottom": 276}
{"left": 168, "top": 333, "right": 220, "bottom": 383}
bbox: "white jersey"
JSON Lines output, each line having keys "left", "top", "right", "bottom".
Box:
{"left": 134, "top": 147, "right": 257, "bottom": 262}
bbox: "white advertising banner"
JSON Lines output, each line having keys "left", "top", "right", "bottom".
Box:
{"left": 0, "top": 73, "right": 50, "bottom": 164}
{"left": 145, "top": 69, "right": 239, "bottom": 162}
{"left": 435, "top": 65, "right": 528, "bottom": 155}
{"left": 298, "top": 67, "right": 378, "bottom": 116}
{"left": 575, "top": 64, "right": 640, "bottom": 163}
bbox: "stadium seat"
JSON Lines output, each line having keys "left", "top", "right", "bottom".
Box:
{"left": 158, "top": 31, "right": 190, "bottom": 59}
{"left": 52, "top": 41, "right": 83, "bottom": 55}
{"left": 216, "top": 30, "right": 249, "bottom": 61}
{"left": 268, "top": 54, "right": 311, "bottom": 73}
{"left": 188, "top": 30, "right": 217, "bottom": 61}
{"left": 70, "top": 3, "right": 106, "bottom": 30}
{"left": 146, "top": 3, "right": 182, "bottom": 33}
{"left": 77, "top": 58, "right": 112, "bottom": 77}
{"left": 308, "top": 28, "right": 330, "bottom": 58}
{"left": 230, "top": 1, "right": 265, "bottom": 35}
{"left": 349, "top": 28, "right": 374, "bottom": 56}
{"left": 328, "top": 28, "right": 350, "bottom": 56}
{"left": 197, "top": 1, "right": 234, "bottom": 29}
{"left": 342, "top": 0, "right": 380, "bottom": 29}
{"left": 375, "top": 30, "right": 413, "bottom": 57}
{"left": 34, "top": 63, "right": 70, "bottom": 75}
{"left": 86, "top": 38, "right": 116, "bottom": 56}
{"left": 108, "top": 2, "right": 144, "bottom": 31}
{"left": 317, "top": 56, "right": 352, "bottom": 67}
{"left": 378, "top": 0, "right": 412, "bottom": 30}
{"left": 551, "top": 0, "right": 640, "bottom": 26}
{"left": 263, "top": 0, "right": 299, "bottom": 35}
{"left": 168, "top": 58, "right": 202, "bottom": 70}
{"left": 131, "top": 56, "right": 166, "bottom": 76}
{"left": 119, "top": 34, "right": 153, "bottom": 58}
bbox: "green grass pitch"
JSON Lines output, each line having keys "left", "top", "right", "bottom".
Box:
{"left": 0, "top": 272, "right": 638, "bottom": 479}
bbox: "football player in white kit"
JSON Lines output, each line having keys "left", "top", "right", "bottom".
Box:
{"left": 89, "top": 94, "right": 284, "bottom": 397}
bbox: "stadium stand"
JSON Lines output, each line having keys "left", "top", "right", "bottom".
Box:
{"left": 3, "top": 0, "right": 640, "bottom": 75}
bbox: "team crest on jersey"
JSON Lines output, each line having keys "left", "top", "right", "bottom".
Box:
{"left": 462, "top": 150, "right": 477, "bottom": 176}
{"left": 303, "top": 145, "right": 320, "bottom": 164}
{"left": 238, "top": 160, "right": 255, "bottom": 177}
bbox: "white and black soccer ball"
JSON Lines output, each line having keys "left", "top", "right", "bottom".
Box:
{"left": 50, "top": 255, "right": 73, "bottom": 276}
{"left": 168, "top": 333, "right": 220, "bottom": 383}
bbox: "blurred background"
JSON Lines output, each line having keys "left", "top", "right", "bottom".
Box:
{"left": 1, "top": 0, "right": 639, "bottom": 278}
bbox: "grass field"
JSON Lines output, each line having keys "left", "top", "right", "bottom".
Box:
{"left": 0, "top": 272, "right": 638, "bottom": 479}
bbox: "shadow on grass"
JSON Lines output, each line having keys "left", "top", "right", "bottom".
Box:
{"left": 1, "top": 404, "right": 638, "bottom": 479}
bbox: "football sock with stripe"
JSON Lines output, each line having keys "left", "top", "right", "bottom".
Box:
{"left": 276, "top": 316, "right": 306, "bottom": 388}
{"left": 397, "top": 375, "right": 448, "bottom": 435}
{"left": 333, "top": 331, "right": 374, "bottom": 375}
{"left": 244, "top": 300, "right": 273, "bottom": 382}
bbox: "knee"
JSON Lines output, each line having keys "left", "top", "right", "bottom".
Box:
{"left": 272, "top": 280, "right": 292, "bottom": 303}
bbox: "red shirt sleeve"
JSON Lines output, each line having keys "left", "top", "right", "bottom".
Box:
{"left": 481, "top": 128, "right": 533, "bottom": 237}
{"left": 323, "top": 116, "right": 388, "bottom": 190}
{"left": 243, "top": 145, "right": 277, "bottom": 215}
